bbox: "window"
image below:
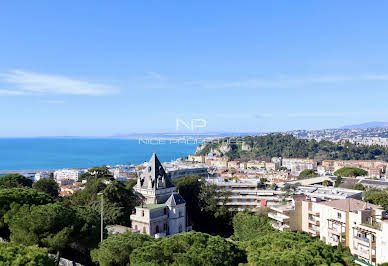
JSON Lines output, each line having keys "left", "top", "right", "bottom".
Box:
{"left": 179, "top": 211, "right": 182, "bottom": 217}
{"left": 142, "top": 227, "right": 146, "bottom": 234}
{"left": 155, "top": 225, "right": 159, "bottom": 234}
{"left": 337, "top": 212, "right": 342, "bottom": 219}
{"left": 134, "top": 225, "right": 138, "bottom": 230}
{"left": 142, "top": 210, "right": 144, "bottom": 217}
{"left": 179, "top": 224, "right": 182, "bottom": 233}
{"left": 164, "top": 208, "right": 167, "bottom": 215}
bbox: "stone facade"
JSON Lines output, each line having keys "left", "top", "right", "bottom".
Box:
{"left": 130, "top": 153, "right": 191, "bottom": 237}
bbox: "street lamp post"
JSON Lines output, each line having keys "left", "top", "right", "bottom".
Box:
{"left": 97, "top": 192, "right": 103, "bottom": 242}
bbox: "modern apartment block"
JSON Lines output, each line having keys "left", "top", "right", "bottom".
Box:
{"left": 208, "top": 178, "right": 284, "bottom": 211}
{"left": 269, "top": 197, "right": 388, "bottom": 265}
{"left": 53, "top": 169, "right": 83, "bottom": 183}
{"left": 163, "top": 161, "right": 208, "bottom": 179}
{"left": 209, "top": 178, "right": 362, "bottom": 213}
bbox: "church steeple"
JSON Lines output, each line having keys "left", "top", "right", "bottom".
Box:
{"left": 138, "top": 153, "right": 174, "bottom": 190}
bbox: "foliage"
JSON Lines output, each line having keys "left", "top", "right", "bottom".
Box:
{"left": 0, "top": 174, "right": 32, "bottom": 189}
{"left": 298, "top": 169, "right": 316, "bottom": 178}
{"left": 322, "top": 180, "right": 331, "bottom": 186}
{"left": 334, "top": 167, "right": 368, "bottom": 177}
{"left": 353, "top": 183, "right": 365, "bottom": 191}
{"left": 232, "top": 210, "right": 274, "bottom": 241}
{"left": 335, "top": 176, "right": 342, "bottom": 187}
{"left": 0, "top": 242, "right": 54, "bottom": 266}
{"left": 173, "top": 175, "right": 235, "bottom": 235}
{"left": 364, "top": 188, "right": 388, "bottom": 209}
{"left": 72, "top": 206, "right": 101, "bottom": 250}
{"left": 196, "top": 133, "right": 387, "bottom": 162}
{"left": 243, "top": 231, "right": 352, "bottom": 266}
{"left": 0, "top": 188, "right": 53, "bottom": 239}
{"left": 6, "top": 203, "right": 75, "bottom": 252}
{"left": 32, "top": 178, "right": 59, "bottom": 197}
{"left": 67, "top": 179, "right": 137, "bottom": 226}
{"left": 129, "top": 231, "right": 246, "bottom": 266}
{"left": 91, "top": 231, "right": 154, "bottom": 266}
{"left": 78, "top": 166, "right": 113, "bottom": 182}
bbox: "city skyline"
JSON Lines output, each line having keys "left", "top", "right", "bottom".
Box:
{"left": 1, "top": 1, "right": 388, "bottom": 137}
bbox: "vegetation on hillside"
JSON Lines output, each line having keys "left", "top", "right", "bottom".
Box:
{"left": 196, "top": 133, "right": 388, "bottom": 162}
{"left": 0, "top": 174, "right": 358, "bottom": 265}
{"left": 334, "top": 167, "right": 368, "bottom": 177}
{"left": 0, "top": 242, "right": 54, "bottom": 265}
{"left": 298, "top": 169, "right": 317, "bottom": 178}
{"left": 173, "top": 175, "right": 235, "bottom": 235}
{"left": 364, "top": 188, "right": 388, "bottom": 209}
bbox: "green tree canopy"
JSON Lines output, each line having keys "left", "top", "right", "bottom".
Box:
{"left": 353, "top": 183, "right": 365, "bottom": 191}
{"left": 173, "top": 175, "right": 235, "bottom": 235}
{"left": 78, "top": 166, "right": 113, "bottom": 182}
{"left": 196, "top": 134, "right": 387, "bottom": 162}
{"left": 129, "top": 231, "right": 245, "bottom": 266}
{"left": 67, "top": 179, "right": 137, "bottom": 226}
{"left": 0, "top": 188, "right": 53, "bottom": 239}
{"left": 91, "top": 231, "right": 154, "bottom": 266}
{"left": 298, "top": 169, "right": 316, "bottom": 178}
{"left": 0, "top": 174, "right": 33, "bottom": 189}
{"left": 334, "top": 176, "right": 342, "bottom": 187}
{"left": 243, "top": 231, "right": 352, "bottom": 266}
{"left": 232, "top": 210, "right": 274, "bottom": 241}
{"left": 32, "top": 178, "right": 59, "bottom": 197}
{"left": 364, "top": 188, "right": 388, "bottom": 209}
{"left": 334, "top": 167, "right": 368, "bottom": 178}
{"left": 0, "top": 242, "right": 54, "bottom": 266}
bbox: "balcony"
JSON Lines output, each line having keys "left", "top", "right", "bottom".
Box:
{"left": 308, "top": 217, "right": 320, "bottom": 226}
{"left": 271, "top": 222, "right": 290, "bottom": 231}
{"left": 307, "top": 226, "right": 319, "bottom": 237}
{"left": 268, "top": 212, "right": 290, "bottom": 222}
{"left": 328, "top": 227, "right": 345, "bottom": 236}
{"left": 308, "top": 209, "right": 320, "bottom": 216}
{"left": 352, "top": 248, "right": 373, "bottom": 260}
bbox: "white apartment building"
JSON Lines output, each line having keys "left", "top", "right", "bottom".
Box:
{"left": 269, "top": 197, "right": 388, "bottom": 265}
{"left": 34, "top": 171, "right": 51, "bottom": 181}
{"left": 54, "top": 169, "right": 83, "bottom": 183}
{"left": 163, "top": 161, "right": 208, "bottom": 179}
{"left": 207, "top": 178, "right": 284, "bottom": 211}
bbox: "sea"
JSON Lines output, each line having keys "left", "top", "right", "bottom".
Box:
{"left": 0, "top": 138, "right": 198, "bottom": 171}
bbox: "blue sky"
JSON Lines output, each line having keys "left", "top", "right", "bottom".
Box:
{"left": 1, "top": 1, "right": 388, "bottom": 137}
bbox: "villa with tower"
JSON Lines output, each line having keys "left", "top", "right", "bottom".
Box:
{"left": 130, "top": 153, "right": 192, "bottom": 237}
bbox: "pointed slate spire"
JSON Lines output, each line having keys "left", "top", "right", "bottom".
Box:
{"left": 139, "top": 153, "right": 174, "bottom": 190}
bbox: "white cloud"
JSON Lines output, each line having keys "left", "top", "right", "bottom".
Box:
{"left": 0, "top": 70, "right": 117, "bottom": 96}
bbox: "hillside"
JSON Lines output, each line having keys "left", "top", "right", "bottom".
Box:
{"left": 195, "top": 134, "right": 388, "bottom": 162}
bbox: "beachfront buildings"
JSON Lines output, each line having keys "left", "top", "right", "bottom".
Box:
{"left": 268, "top": 197, "right": 388, "bottom": 265}
{"left": 130, "top": 153, "right": 191, "bottom": 237}
{"left": 54, "top": 169, "right": 83, "bottom": 183}
{"left": 34, "top": 171, "right": 51, "bottom": 181}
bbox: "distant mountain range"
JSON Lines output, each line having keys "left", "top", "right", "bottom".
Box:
{"left": 341, "top": 121, "right": 388, "bottom": 129}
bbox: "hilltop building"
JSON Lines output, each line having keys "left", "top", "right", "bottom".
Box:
{"left": 130, "top": 153, "right": 191, "bottom": 237}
